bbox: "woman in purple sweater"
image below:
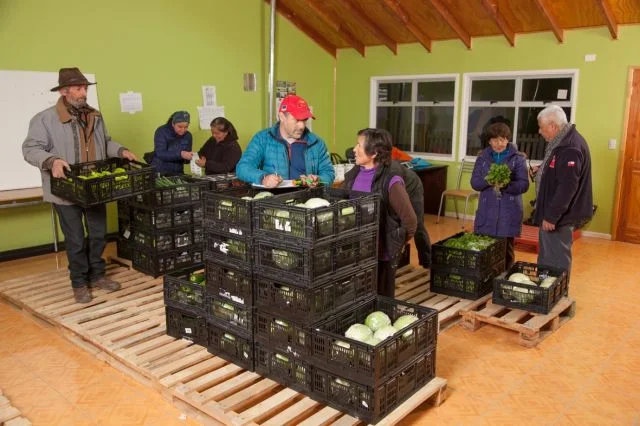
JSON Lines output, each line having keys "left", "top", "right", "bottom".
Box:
{"left": 342, "top": 128, "right": 417, "bottom": 298}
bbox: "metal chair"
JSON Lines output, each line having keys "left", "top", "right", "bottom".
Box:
{"left": 436, "top": 158, "right": 478, "bottom": 228}
{"left": 330, "top": 153, "right": 345, "bottom": 165}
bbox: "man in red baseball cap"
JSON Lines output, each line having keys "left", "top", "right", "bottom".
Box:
{"left": 236, "top": 94, "right": 334, "bottom": 188}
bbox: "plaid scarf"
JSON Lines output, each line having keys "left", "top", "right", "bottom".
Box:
{"left": 535, "top": 124, "right": 573, "bottom": 192}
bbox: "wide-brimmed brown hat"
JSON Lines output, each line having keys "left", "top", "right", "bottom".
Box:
{"left": 50, "top": 67, "right": 96, "bottom": 92}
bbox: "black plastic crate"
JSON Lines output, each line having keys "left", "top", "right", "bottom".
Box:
{"left": 50, "top": 158, "right": 154, "bottom": 207}
{"left": 117, "top": 200, "right": 132, "bottom": 220}
{"left": 131, "top": 175, "right": 209, "bottom": 208}
{"left": 205, "top": 295, "right": 254, "bottom": 337}
{"left": 205, "top": 260, "right": 253, "bottom": 307}
{"left": 311, "top": 296, "right": 438, "bottom": 387}
{"left": 203, "top": 187, "right": 260, "bottom": 236}
{"left": 311, "top": 349, "right": 436, "bottom": 424}
{"left": 432, "top": 232, "right": 506, "bottom": 271}
{"left": 431, "top": 260, "right": 506, "bottom": 300}
{"left": 116, "top": 217, "right": 133, "bottom": 260}
{"left": 492, "top": 261, "right": 569, "bottom": 314}
{"left": 254, "top": 309, "right": 312, "bottom": 358}
{"left": 164, "top": 264, "right": 207, "bottom": 314}
{"left": 253, "top": 231, "right": 377, "bottom": 287}
{"left": 254, "top": 262, "right": 377, "bottom": 324}
{"left": 165, "top": 305, "right": 208, "bottom": 346}
{"left": 254, "top": 342, "right": 313, "bottom": 394}
{"left": 207, "top": 320, "right": 254, "bottom": 371}
{"left": 116, "top": 237, "right": 132, "bottom": 260}
{"left": 132, "top": 245, "right": 203, "bottom": 277}
{"left": 133, "top": 202, "right": 203, "bottom": 231}
{"left": 132, "top": 225, "right": 204, "bottom": 253}
{"left": 197, "top": 173, "right": 250, "bottom": 191}
{"left": 253, "top": 187, "right": 380, "bottom": 244}
{"left": 204, "top": 230, "right": 253, "bottom": 269}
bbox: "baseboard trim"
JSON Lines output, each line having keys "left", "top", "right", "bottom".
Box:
{"left": 0, "top": 233, "right": 118, "bottom": 263}
{"left": 581, "top": 230, "right": 612, "bottom": 240}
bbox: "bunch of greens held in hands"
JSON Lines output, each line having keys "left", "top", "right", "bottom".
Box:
{"left": 485, "top": 163, "right": 511, "bottom": 197}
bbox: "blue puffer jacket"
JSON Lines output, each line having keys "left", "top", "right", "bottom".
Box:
{"left": 470, "top": 144, "right": 529, "bottom": 238}
{"left": 236, "top": 122, "right": 335, "bottom": 185}
{"left": 151, "top": 123, "right": 192, "bottom": 175}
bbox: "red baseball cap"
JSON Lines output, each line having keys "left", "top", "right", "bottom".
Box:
{"left": 279, "top": 95, "right": 315, "bottom": 120}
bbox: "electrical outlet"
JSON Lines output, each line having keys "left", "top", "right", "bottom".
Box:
{"left": 585, "top": 54, "right": 597, "bottom": 62}
{"left": 608, "top": 139, "right": 616, "bottom": 150}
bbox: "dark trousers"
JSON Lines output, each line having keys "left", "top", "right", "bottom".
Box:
{"left": 506, "top": 237, "right": 515, "bottom": 270}
{"left": 538, "top": 225, "right": 573, "bottom": 276}
{"left": 414, "top": 218, "right": 432, "bottom": 268}
{"left": 377, "top": 260, "right": 397, "bottom": 298}
{"left": 54, "top": 203, "right": 107, "bottom": 288}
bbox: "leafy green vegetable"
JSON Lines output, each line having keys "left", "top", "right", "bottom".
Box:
{"left": 364, "top": 311, "right": 391, "bottom": 332}
{"left": 485, "top": 163, "right": 511, "bottom": 196}
{"left": 442, "top": 233, "right": 495, "bottom": 251}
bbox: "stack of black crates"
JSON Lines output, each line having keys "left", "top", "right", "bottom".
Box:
{"left": 116, "top": 176, "right": 209, "bottom": 276}
{"left": 430, "top": 232, "right": 507, "bottom": 299}
{"left": 160, "top": 174, "right": 250, "bottom": 347}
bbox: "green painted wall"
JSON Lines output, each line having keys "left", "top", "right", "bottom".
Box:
{"left": 335, "top": 26, "right": 640, "bottom": 235}
{"left": 0, "top": 0, "right": 334, "bottom": 252}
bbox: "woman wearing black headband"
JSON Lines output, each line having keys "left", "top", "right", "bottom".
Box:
{"left": 150, "top": 110, "right": 193, "bottom": 175}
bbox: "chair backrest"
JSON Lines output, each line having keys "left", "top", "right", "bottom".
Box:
{"left": 345, "top": 148, "right": 355, "bottom": 163}
{"left": 456, "top": 158, "right": 476, "bottom": 189}
{"left": 330, "top": 153, "right": 345, "bottom": 165}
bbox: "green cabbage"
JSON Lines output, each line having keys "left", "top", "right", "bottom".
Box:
{"left": 304, "top": 197, "right": 330, "bottom": 208}
{"left": 364, "top": 311, "right": 391, "bottom": 332}
{"left": 365, "top": 337, "right": 381, "bottom": 346}
{"left": 393, "top": 314, "right": 418, "bottom": 338}
{"left": 373, "top": 325, "right": 397, "bottom": 341}
{"left": 272, "top": 249, "right": 298, "bottom": 270}
{"left": 253, "top": 191, "right": 274, "bottom": 200}
{"left": 345, "top": 324, "right": 372, "bottom": 342}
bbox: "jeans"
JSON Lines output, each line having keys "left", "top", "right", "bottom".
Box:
{"left": 54, "top": 203, "right": 107, "bottom": 288}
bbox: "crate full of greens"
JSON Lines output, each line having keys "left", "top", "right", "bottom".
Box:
{"left": 50, "top": 158, "right": 153, "bottom": 207}
{"left": 164, "top": 264, "right": 207, "bottom": 314}
{"left": 207, "top": 321, "right": 254, "bottom": 371}
{"left": 310, "top": 296, "right": 438, "bottom": 387}
{"left": 131, "top": 175, "right": 209, "bottom": 208}
{"left": 132, "top": 244, "right": 203, "bottom": 277}
{"left": 165, "top": 305, "right": 208, "bottom": 346}
{"left": 493, "top": 261, "right": 569, "bottom": 314}
{"left": 252, "top": 187, "right": 380, "bottom": 244}
{"left": 432, "top": 232, "right": 506, "bottom": 271}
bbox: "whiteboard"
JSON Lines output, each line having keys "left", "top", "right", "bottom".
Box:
{"left": 0, "top": 70, "right": 100, "bottom": 191}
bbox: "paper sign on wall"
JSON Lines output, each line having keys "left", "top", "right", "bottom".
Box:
{"left": 120, "top": 91, "right": 142, "bottom": 114}
{"left": 198, "top": 105, "right": 225, "bottom": 130}
{"left": 202, "top": 85, "right": 216, "bottom": 107}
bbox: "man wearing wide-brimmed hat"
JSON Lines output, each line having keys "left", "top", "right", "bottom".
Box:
{"left": 23, "top": 67, "right": 138, "bottom": 304}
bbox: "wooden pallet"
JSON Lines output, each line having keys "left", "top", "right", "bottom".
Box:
{"left": 0, "top": 264, "right": 447, "bottom": 426}
{"left": 459, "top": 293, "right": 576, "bottom": 347}
{"left": 394, "top": 265, "right": 491, "bottom": 332}
{"left": 0, "top": 388, "right": 31, "bottom": 426}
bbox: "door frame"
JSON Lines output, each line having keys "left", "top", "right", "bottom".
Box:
{"left": 612, "top": 66, "right": 640, "bottom": 240}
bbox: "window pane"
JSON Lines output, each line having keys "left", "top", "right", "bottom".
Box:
{"left": 466, "top": 107, "right": 515, "bottom": 156}
{"left": 417, "top": 81, "right": 455, "bottom": 102}
{"left": 516, "top": 106, "right": 571, "bottom": 161}
{"left": 522, "top": 78, "right": 572, "bottom": 102}
{"left": 471, "top": 80, "right": 515, "bottom": 102}
{"left": 414, "top": 107, "right": 454, "bottom": 154}
{"left": 376, "top": 106, "right": 412, "bottom": 152}
{"left": 378, "top": 82, "right": 411, "bottom": 103}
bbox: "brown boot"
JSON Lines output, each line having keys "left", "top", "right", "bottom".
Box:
{"left": 73, "top": 287, "right": 92, "bottom": 304}
{"left": 90, "top": 276, "right": 121, "bottom": 291}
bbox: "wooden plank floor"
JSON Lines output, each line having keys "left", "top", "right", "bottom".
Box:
{"left": 459, "top": 293, "right": 577, "bottom": 347}
{"left": 0, "top": 264, "right": 447, "bottom": 426}
{"left": 0, "top": 388, "right": 31, "bottom": 426}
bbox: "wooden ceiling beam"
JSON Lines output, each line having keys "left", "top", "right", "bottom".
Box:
{"left": 382, "top": 0, "right": 433, "bottom": 52}
{"left": 595, "top": 0, "right": 618, "bottom": 39}
{"left": 339, "top": 0, "right": 397, "bottom": 54}
{"left": 426, "top": 0, "right": 472, "bottom": 49}
{"left": 532, "top": 0, "right": 564, "bottom": 42}
{"left": 269, "top": 1, "right": 337, "bottom": 58}
{"left": 480, "top": 0, "right": 515, "bottom": 46}
{"left": 306, "top": 0, "right": 366, "bottom": 56}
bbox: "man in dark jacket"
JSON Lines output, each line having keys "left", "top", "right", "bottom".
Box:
{"left": 395, "top": 162, "right": 432, "bottom": 268}
{"left": 533, "top": 105, "right": 593, "bottom": 274}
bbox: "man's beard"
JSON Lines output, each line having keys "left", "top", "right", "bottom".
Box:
{"left": 68, "top": 97, "right": 87, "bottom": 108}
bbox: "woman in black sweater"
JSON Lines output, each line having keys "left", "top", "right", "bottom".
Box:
{"left": 196, "top": 117, "right": 242, "bottom": 174}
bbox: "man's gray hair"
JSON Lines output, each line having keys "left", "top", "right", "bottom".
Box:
{"left": 537, "top": 105, "right": 568, "bottom": 126}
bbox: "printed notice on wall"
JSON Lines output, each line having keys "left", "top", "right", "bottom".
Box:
{"left": 202, "top": 85, "right": 217, "bottom": 107}
{"left": 120, "top": 92, "right": 143, "bottom": 114}
{"left": 198, "top": 105, "right": 225, "bottom": 130}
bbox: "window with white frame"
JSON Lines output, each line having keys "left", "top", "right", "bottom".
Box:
{"left": 460, "top": 70, "right": 578, "bottom": 161}
{"left": 370, "top": 75, "right": 459, "bottom": 159}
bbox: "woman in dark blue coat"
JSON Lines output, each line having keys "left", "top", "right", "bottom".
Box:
{"left": 470, "top": 122, "right": 529, "bottom": 269}
{"left": 151, "top": 111, "right": 193, "bottom": 175}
